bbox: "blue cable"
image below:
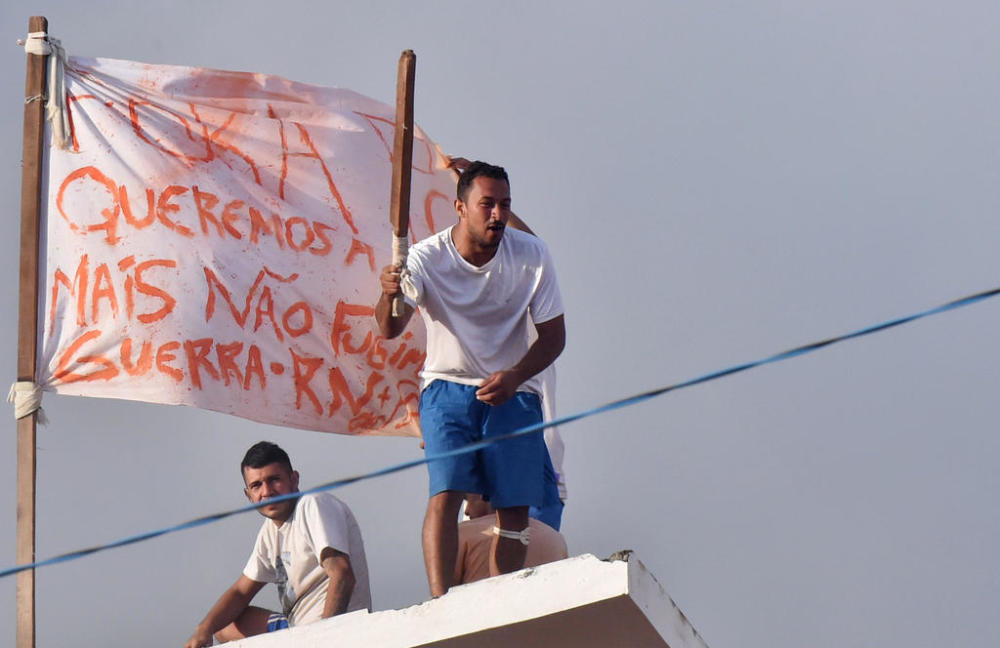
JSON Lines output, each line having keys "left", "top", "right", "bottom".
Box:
{"left": 1, "top": 284, "right": 998, "bottom": 580}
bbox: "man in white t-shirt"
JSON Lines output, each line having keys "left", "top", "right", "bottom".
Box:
{"left": 444, "top": 157, "right": 567, "bottom": 531}
{"left": 183, "top": 442, "right": 370, "bottom": 647}
{"left": 376, "top": 161, "right": 566, "bottom": 598}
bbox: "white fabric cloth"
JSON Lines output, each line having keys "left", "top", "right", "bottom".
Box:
{"left": 391, "top": 234, "right": 409, "bottom": 316}
{"left": 539, "top": 365, "right": 568, "bottom": 500}
{"left": 38, "top": 56, "right": 456, "bottom": 437}
{"left": 243, "top": 492, "right": 371, "bottom": 626}
{"left": 7, "top": 381, "right": 46, "bottom": 422}
{"left": 456, "top": 516, "right": 568, "bottom": 584}
{"left": 391, "top": 234, "right": 409, "bottom": 267}
{"left": 492, "top": 525, "right": 532, "bottom": 545}
{"left": 401, "top": 226, "right": 563, "bottom": 395}
{"left": 22, "top": 31, "right": 71, "bottom": 149}
{"left": 22, "top": 32, "right": 49, "bottom": 56}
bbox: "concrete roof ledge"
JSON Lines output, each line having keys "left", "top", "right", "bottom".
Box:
{"left": 226, "top": 552, "right": 708, "bottom": 647}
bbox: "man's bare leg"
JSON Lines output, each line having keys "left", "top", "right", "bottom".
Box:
{"left": 423, "top": 490, "right": 465, "bottom": 597}
{"left": 214, "top": 605, "right": 273, "bottom": 643}
{"left": 490, "top": 506, "right": 530, "bottom": 577}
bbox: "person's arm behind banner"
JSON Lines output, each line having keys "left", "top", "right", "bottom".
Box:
{"left": 445, "top": 154, "right": 535, "bottom": 236}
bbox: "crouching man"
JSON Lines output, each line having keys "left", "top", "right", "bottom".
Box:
{"left": 184, "top": 442, "right": 370, "bottom": 647}
{"left": 456, "top": 494, "right": 567, "bottom": 585}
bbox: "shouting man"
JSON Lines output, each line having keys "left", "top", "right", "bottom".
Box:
{"left": 376, "top": 161, "right": 566, "bottom": 596}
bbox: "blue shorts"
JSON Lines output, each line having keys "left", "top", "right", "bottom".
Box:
{"left": 266, "top": 613, "right": 289, "bottom": 632}
{"left": 420, "top": 380, "right": 545, "bottom": 509}
{"left": 530, "top": 450, "right": 564, "bottom": 531}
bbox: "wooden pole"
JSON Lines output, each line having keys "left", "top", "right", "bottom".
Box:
{"left": 17, "top": 15, "right": 48, "bottom": 648}
{"left": 389, "top": 50, "right": 415, "bottom": 316}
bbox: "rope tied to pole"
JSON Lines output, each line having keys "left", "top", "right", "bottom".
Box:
{"left": 20, "top": 30, "right": 72, "bottom": 149}
{"left": 7, "top": 382, "right": 47, "bottom": 424}
{"left": 391, "top": 234, "right": 411, "bottom": 315}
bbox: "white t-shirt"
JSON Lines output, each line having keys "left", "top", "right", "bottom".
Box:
{"left": 243, "top": 492, "right": 371, "bottom": 626}
{"left": 402, "top": 226, "right": 564, "bottom": 395}
{"left": 539, "top": 364, "right": 568, "bottom": 500}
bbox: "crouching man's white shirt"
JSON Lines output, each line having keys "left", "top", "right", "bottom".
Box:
{"left": 243, "top": 492, "right": 371, "bottom": 626}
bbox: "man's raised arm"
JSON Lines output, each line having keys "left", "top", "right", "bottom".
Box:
{"left": 375, "top": 264, "right": 414, "bottom": 339}
{"left": 183, "top": 575, "right": 264, "bottom": 648}
{"left": 475, "top": 314, "right": 566, "bottom": 406}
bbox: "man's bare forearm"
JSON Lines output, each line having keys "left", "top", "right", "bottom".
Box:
{"left": 507, "top": 211, "right": 535, "bottom": 236}
{"left": 510, "top": 315, "right": 565, "bottom": 384}
{"left": 375, "top": 264, "right": 413, "bottom": 338}
{"left": 321, "top": 574, "right": 355, "bottom": 618}
{"left": 375, "top": 293, "right": 407, "bottom": 339}
{"left": 475, "top": 315, "right": 565, "bottom": 406}
{"left": 320, "top": 551, "right": 356, "bottom": 618}
{"left": 184, "top": 578, "right": 259, "bottom": 648}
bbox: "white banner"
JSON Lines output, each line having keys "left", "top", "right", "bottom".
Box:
{"left": 38, "top": 57, "right": 457, "bottom": 436}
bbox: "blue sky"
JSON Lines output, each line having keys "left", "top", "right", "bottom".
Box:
{"left": 2, "top": 2, "right": 999, "bottom": 646}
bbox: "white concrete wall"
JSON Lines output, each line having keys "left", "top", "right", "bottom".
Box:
{"left": 222, "top": 553, "right": 708, "bottom": 648}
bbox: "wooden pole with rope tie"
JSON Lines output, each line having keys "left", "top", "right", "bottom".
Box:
{"left": 16, "top": 15, "right": 49, "bottom": 648}
{"left": 389, "top": 49, "right": 416, "bottom": 316}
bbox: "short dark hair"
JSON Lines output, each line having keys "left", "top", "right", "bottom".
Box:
{"left": 241, "top": 441, "right": 293, "bottom": 478}
{"left": 456, "top": 161, "right": 509, "bottom": 203}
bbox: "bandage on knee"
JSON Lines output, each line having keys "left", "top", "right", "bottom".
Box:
{"left": 492, "top": 525, "right": 531, "bottom": 546}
